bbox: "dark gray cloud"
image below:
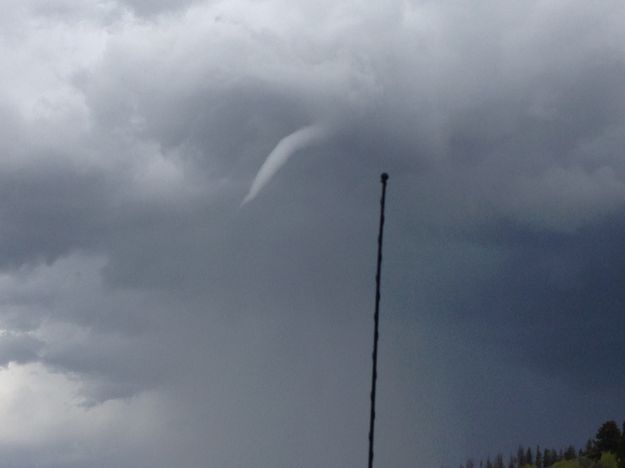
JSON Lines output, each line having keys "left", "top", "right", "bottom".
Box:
{"left": 120, "top": 0, "right": 202, "bottom": 17}
{"left": 1, "top": 1, "right": 625, "bottom": 467}
{"left": 0, "top": 331, "right": 43, "bottom": 366}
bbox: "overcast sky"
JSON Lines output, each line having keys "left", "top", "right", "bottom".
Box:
{"left": 1, "top": 1, "right": 625, "bottom": 467}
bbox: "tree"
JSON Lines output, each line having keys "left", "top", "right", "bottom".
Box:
{"left": 518, "top": 447, "right": 526, "bottom": 467}
{"left": 583, "top": 439, "right": 594, "bottom": 459}
{"left": 617, "top": 421, "right": 625, "bottom": 468}
{"left": 594, "top": 420, "right": 622, "bottom": 457}
{"left": 564, "top": 446, "right": 577, "bottom": 460}
{"left": 526, "top": 447, "right": 533, "bottom": 466}
{"left": 543, "top": 449, "right": 553, "bottom": 467}
{"left": 536, "top": 446, "right": 543, "bottom": 468}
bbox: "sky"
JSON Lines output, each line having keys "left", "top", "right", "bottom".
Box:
{"left": 1, "top": 1, "right": 625, "bottom": 467}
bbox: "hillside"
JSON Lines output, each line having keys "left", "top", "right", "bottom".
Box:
{"left": 459, "top": 420, "right": 625, "bottom": 468}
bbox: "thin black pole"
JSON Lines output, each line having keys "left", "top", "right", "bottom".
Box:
{"left": 367, "top": 172, "right": 389, "bottom": 468}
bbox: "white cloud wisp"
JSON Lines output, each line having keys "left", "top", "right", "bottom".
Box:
{"left": 241, "top": 124, "right": 330, "bottom": 206}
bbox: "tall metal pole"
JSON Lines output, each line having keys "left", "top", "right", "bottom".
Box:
{"left": 367, "top": 172, "right": 389, "bottom": 468}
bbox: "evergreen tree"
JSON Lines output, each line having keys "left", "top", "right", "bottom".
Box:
{"left": 518, "top": 447, "right": 526, "bottom": 467}
{"left": 536, "top": 446, "right": 543, "bottom": 468}
{"left": 585, "top": 439, "right": 594, "bottom": 457}
{"left": 564, "top": 446, "right": 577, "bottom": 460}
{"left": 457, "top": 418, "right": 625, "bottom": 468}
{"left": 594, "top": 420, "right": 622, "bottom": 457}
{"left": 617, "top": 421, "right": 625, "bottom": 468}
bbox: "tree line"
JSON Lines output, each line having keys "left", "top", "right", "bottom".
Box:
{"left": 459, "top": 420, "right": 625, "bottom": 468}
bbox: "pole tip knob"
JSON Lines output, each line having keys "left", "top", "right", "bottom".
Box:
{"left": 381, "top": 172, "right": 389, "bottom": 182}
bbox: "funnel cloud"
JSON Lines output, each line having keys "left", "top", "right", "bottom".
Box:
{"left": 241, "top": 124, "right": 329, "bottom": 206}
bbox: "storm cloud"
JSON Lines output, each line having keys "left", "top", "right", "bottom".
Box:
{"left": 1, "top": 1, "right": 625, "bottom": 467}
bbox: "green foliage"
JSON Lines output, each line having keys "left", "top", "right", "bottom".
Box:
{"left": 461, "top": 420, "right": 625, "bottom": 468}
{"left": 539, "top": 453, "right": 616, "bottom": 468}
{"left": 552, "top": 452, "right": 618, "bottom": 468}
{"left": 597, "top": 452, "right": 618, "bottom": 468}
{"left": 551, "top": 459, "right": 581, "bottom": 468}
